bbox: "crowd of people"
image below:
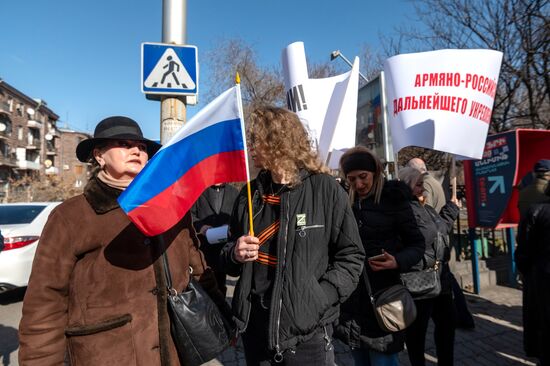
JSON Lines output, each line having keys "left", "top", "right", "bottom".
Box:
{"left": 15, "top": 107, "right": 548, "bottom": 366}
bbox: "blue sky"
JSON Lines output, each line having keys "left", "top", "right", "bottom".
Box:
{"left": 1, "top": 0, "right": 418, "bottom": 140}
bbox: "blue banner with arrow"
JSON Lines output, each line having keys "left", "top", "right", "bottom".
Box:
{"left": 470, "top": 131, "right": 517, "bottom": 227}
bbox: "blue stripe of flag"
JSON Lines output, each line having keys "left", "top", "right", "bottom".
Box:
{"left": 119, "top": 118, "right": 244, "bottom": 212}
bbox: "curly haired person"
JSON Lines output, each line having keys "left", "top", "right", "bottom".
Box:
{"left": 220, "top": 106, "right": 365, "bottom": 366}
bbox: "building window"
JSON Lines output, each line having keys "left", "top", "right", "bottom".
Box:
{"left": 16, "top": 103, "right": 24, "bottom": 117}
{"left": 18, "top": 126, "right": 23, "bottom": 140}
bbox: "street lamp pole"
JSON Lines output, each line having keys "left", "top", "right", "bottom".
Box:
{"left": 330, "top": 50, "right": 369, "bottom": 83}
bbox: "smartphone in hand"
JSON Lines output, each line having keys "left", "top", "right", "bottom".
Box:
{"left": 367, "top": 253, "right": 386, "bottom": 261}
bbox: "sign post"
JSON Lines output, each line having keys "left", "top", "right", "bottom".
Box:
{"left": 159, "top": 0, "right": 188, "bottom": 144}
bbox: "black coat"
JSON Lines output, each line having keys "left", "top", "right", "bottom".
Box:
{"left": 220, "top": 170, "right": 365, "bottom": 354}
{"left": 335, "top": 180, "right": 425, "bottom": 353}
{"left": 516, "top": 201, "right": 550, "bottom": 275}
{"left": 191, "top": 185, "right": 239, "bottom": 234}
{"left": 409, "top": 200, "right": 459, "bottom": 293}
{"left": 516, "top": 201, "right": 550, "bottom": 359}
{"left": 191, "top": 185, "right": 239, "bottom": 270}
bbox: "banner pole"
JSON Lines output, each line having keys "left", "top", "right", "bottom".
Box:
{"left": 450, "top": 155, "right": 457, "bottom": 200}
{"left": 394, "top": 152, "right": 399, "bottom": 179}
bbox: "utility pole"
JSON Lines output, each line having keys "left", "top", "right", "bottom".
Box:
{"left": 160, "top": 0, "right": 187, "bottom": 144}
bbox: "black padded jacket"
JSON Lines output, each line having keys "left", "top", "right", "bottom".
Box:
{"left": 335, "top": 180, "right": 425, "bottom": 353}
{"left": 220, "top": 170, "right": 365, "bottom": 357}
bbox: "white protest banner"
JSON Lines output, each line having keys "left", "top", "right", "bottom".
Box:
{"left": 282, "top": 42, "right": 359, "bottom": 167}
{"left": 384, "top": 49, "right": 503, "bottom": 159}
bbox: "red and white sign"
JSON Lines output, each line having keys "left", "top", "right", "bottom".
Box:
{"left": 384, "top": 49, "right": 503, "bottom": 159}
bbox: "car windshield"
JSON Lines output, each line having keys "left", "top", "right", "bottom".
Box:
{"left": 0, "top": 205, "right": 46, "bottom": 225}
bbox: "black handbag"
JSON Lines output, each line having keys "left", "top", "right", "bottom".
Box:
{"left": 161, "top": 252, "right": 233, "bottom": 366}
{"left": 400, "top": 265, "right": 441, "bottom": 300}
{"left": 401, "top": 219, "right": 446, "bottom": 300}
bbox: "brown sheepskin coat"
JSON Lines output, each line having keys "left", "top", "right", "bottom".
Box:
{"left": 19, "top": 177, "right": 224, "bottom": 365}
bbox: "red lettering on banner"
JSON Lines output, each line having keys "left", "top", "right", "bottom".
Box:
{"left": 465, "top": 73, "right": 497, "bottom": 98}
{"left": 414, "top": 72, "right": 465, "bottom": 87}
{"left": 485, "top": 137, "right": 506, "bottom": 150}
{"left": 404, "top": 97, "right": 411, "bottom": 110}
{"left": 392, "top": 94, "right": 469, "bottom": 117}
{"left": 414, "top": 74, "right": 422, "bottom": 87}
{"left": 412, "top": 72, "right": 496, "bottom": 102}
{"left": 430, "top": 73, "right": 438, "bottom": 86}
{"left": 478, "top": 177, "right": 488, "bottom": 206}
{"left": 468, "top": 100, "right": 492, "bottom": 123}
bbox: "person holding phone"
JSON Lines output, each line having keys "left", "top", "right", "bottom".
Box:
{"left": 335, "top": 146, "right": 425, "bottom": 366}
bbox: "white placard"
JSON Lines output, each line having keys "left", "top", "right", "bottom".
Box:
{"left": 205, "top": 225, "right": 229, "bottom": 244}
{"left": 281, "top": 42, "right": 359, "bottom": 168}
{"left": 383, "top": 49, "right": 503, "bottom": 159}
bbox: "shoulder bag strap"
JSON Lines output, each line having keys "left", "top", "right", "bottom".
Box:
{"left": 161, "top": 253, "right": 174, "bottom": 291}
{"left": 157, "top": 235, "right": 176, "bottom": 293}
{"left": 423, "top": 207, "right": 443, "bottom": 268}
{"left": 160, "top": 236, "right": 193, "bottom": 294}
{"left": 362, "top": 264, "right": 375, "bottom": 304}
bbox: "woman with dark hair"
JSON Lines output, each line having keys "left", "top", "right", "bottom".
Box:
{"left": 335, "top": 146, "right": 425, "bottom": 366}
{"left": 19, "top": 116, "right": 226, "bottom": 365}
{"left": 220, "top": 106, "right": 365, "bottom": 366}
{"left": 398, "top": 166, "right": 460, "bottom": 366}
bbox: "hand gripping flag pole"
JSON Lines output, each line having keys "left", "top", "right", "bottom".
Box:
{"left": 235, "top": 72, "right": 255, "bottom": 237}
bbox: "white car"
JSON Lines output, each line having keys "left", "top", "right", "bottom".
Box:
{"left": 0, "top": 202, "right": 61, "bottom": 292}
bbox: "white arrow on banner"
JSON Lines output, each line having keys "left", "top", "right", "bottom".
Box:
{"left": 488, "top": 175, "right": 505, "bottom": 194}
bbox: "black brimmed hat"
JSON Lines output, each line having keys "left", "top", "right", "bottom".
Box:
{"left": 76, "top": 116, "right": 161, "bottom": 162}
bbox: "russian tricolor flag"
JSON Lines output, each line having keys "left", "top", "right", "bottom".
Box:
{"left": 118, "top": 85, "right": 249, "bottom": 236}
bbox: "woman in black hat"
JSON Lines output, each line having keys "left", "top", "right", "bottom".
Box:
{"left": 334, "top": 146, "right": 425, "bottom": 366}
{"left": 19, "top": 116, "right": 227, "bottom": 365}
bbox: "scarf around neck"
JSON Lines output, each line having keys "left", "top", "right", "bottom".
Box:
{"left": 97, "top": 170, "right": 132, "bottom": 190}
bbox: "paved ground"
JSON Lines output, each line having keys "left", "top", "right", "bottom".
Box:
{"left": 209, "top": 284, "right": 539, "bottom": 366}
{"left": 0, "top": 284, "right": 541, "bottom": 366}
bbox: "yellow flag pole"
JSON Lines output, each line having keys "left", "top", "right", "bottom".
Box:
{"left": 246, "top": 182, "right": 255, "bottom": 237}
{"left": 235, "top": 72, "right": 255, "bottom": 237}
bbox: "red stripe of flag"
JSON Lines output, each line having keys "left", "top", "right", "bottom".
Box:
{"left": 128, "top": 150, "right": 247, "bottom": 236}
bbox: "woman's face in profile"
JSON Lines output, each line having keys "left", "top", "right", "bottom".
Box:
{"left": 412, "top": 177, "right": 425, "bottom": 198}
{"left": 346, "top": 170, "right": 374, "bottom": 198}
{"left": 249, "top": 144, "right": 266, "bottom": 169}
{"left": 94, "top": 139, "right": 148, "bottom": 180}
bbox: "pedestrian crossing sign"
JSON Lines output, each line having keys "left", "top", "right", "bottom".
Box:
{"left": 141, "top": 42, "right": 198, "bottom": 96}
